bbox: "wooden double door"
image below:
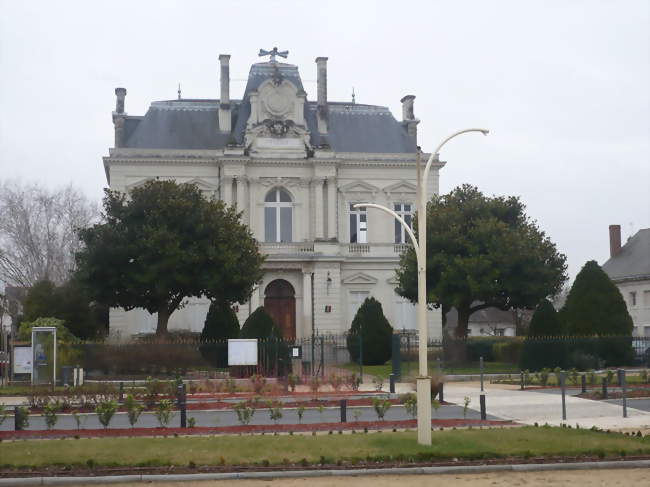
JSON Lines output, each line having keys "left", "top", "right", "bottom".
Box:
{"left": 264, "top": 279, "right": 296, "bottom": 340}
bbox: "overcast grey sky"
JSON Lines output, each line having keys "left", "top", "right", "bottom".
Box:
{"left": 1, "top": 0, "right": 648, "bottom": 281}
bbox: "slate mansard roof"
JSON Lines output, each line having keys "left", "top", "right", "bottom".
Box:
{"left": 121, "top": 61, "right": 416, "bottom": 153}
{"left": 602, "top": 228, "right": 650, "bottom": 282}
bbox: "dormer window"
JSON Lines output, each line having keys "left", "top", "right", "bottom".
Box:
{"left": 264, "top": 188, "right": 293, "bottom": 243}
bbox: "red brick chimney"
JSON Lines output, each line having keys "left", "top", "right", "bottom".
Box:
{"left": 609, "top": 224, "right": 622, "bottom": 258}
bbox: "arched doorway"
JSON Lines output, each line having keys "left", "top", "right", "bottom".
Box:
{"left": 264, "top": 279, "right": 296, "bottom": 339}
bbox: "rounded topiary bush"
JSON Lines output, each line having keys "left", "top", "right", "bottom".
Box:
{"left": 347, "top": 297, "right": 393, "bottom": 365}
{"left": 240, "top": 307, "right": 281, "bottom": 339}
{"left": 199, "top": 300, "right": 240, "bottom": 368}
{"left": 239, "top": 307, "right": 289, "bottom": 376}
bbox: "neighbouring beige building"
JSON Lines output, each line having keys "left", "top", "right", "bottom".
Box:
{"left": 103, "top": 49, "right": 443, "bottom": 339}
{"left": 603, "top": 225, "right": 650, "bottom": 337}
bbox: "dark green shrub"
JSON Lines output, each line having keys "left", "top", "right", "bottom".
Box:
{"left": 521, "top": 299, "right": 568, "bottom": 370}
{"left": 199, "top": 300, "right": 239, "bottom": 368}
{"left": 240, "top": 307, "right": 281, "bottom": 339}
{"left": 346, "top": 297, "right": 393, "bottom": 365}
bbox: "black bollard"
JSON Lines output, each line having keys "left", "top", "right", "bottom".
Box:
{"left": 14, "top": 406, "right": 22, "bottom": 431}
{"left": 389, "top": 373, "right": 395, "bottom": 393}
{"left": 479, "top": 356, "right": 484, "bottom": 392}
{"left": 581, "top": 374, "right": 587, "bottom": 394}
{"left": 520, "top": 371, "right": 525, "bottom": 390}
{"left": 119, "top": 382, "right": 124, "bottom": 403}
{"left": 480, "top": 394, "right": 486, "bottom": 420}
{"left": 560, "top": 371, "right": 566, "bottom": 421}
{"left": 438, "top": 382, "right": 444, "bottom": 403}
{"left": 602, "top": 377, "right": 608, "bottom": 399}
{"left": 340, "top": 399, "right": 347, "bottom": 423}
{"left": 178, "top": 384, "right": 187, "bottom": 428}
{"left": 618, "top": 369, "right": 627, "bottom": 418}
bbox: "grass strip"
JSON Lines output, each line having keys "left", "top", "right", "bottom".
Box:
{"left": 1, "top": 426, "right": 649, "bottom": 469}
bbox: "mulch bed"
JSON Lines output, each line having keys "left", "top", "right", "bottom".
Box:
{"left": 1, "top": 454, "right": 647, "bottom": 479}
{"left": 0, "top": 418, "right": 512, "bottom": 441}
{"left": 577, "top": 389, "right": 650, "bottom": 400}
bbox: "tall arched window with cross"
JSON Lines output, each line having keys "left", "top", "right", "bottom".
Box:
{"left": 264, "top": 188, "right": 293, "bottom": 242}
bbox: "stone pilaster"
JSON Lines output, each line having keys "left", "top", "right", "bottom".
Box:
{"left": 221, "top": 176, "right": 233, "bottom": 206}
{"left": 326, "top": 176, "right": 337, "bottom": 239}
{"left": 302, "top": 270, "right": 312, "bottom": 339}
{"left": 313, "top": 177, "right": 325, "bottom": 239}
{"left": 235, "top": 176, "right": 247, "bottom": 222}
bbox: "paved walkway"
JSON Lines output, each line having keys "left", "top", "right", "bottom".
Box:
{"left": 442, "top": 381, "right": 650, "bottom": 430}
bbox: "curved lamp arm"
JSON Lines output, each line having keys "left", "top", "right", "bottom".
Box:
{"left": 352, "top": 203, "right": 419, "bottom": 253}
{"left": 422, "top": 128, "right": 490, "bottom": 187}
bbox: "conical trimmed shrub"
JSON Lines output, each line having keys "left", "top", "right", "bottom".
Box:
{"left": 199, "top": 300, "right": 240, "bottom": 368}
{"left": 521, "top": 299, "right": 567, "bottom": 370}
{"left": 240, "top": 307, "right": 282, "bottom": 339}
{"left": 347, "top": 297, "right": 393, "bottom": 365}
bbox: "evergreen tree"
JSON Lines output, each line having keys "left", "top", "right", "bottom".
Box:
{"left": 561, "top": 261, "right": 633, "bottom": 336}
{"left": 560, "top": 260, "right": 634, "bottom": 366}
{"left": 239, "top": 307, "right": 281, "bottom": 339}
{"left": 521, "top": 299, "right": 566, "bottom": 371}
{"left": 347, "top": 297, "right": 393, "bottom": 365}
{"left": 199, "top": 300, "right": 240, "bottom": 368}
{"left": 201, "top": 300, "right": 240, "bottom": 341}
{"left": 527, "top": 299, "right": 564, "bottom": 337}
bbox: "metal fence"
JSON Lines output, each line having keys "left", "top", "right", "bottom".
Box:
{"left": 10, "top": 333, "right": 649, "bottom": 382}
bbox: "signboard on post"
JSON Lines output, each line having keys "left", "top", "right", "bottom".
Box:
{"left": 228, "top": 339, "right": 258, "bottom": 366}
{"left": 31, "top": 327, "right": 57, "bottom": 386}
{"left": 13, "top": 346, "right": 32, "bottom": 375}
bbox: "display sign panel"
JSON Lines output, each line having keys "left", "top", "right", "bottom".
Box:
{"left": 228, "top": 339, "right": 258, "bottom": 366}
{"left": 13, "top": 346, "right": 32, "bottom": 374}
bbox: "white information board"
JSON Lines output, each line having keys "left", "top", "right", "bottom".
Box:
{"left": 13, "top": 346, "right": 32, "bottom": 374}
{"left": 228, "top": 339, "right": 258, "bottom": 366}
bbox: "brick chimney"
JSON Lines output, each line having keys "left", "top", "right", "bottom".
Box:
{"left": 218, "top": 54, "right": 231, "bottom": 133}
{"left": 609, "top": 224, "right": 622, "bottom": 258}
{"left": 400, "top": 94, "right": 419, "bottom": 140}
{"left": 112, "top": 87, "right": 127, "bottom": 147}
{"left": 315, "top": 57, "right": 329, "bottom": 139}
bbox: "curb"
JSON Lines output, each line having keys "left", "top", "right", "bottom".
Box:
{"left": 1, "top": 459, "right": 649, "bottom": 485}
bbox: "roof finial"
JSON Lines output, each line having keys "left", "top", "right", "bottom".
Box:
{"left": 177, "top": 83, "right": 182, "bottom": 100}
{"left": 352, "top": 87, "right": 356, "bottom": 105}
{"left": 258, "top": 47, "right": 289, "bottom": 63}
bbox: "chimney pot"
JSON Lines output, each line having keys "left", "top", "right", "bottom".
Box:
{"left": 218, "top": 54, "right": 231, "bottom": 133}
{"left": 609, "top": 224, "right": 622, "bottom": 258}
{"left": 400, "top": 95, "right": 416, "bottom": 121}
{"left": 114, "top": 87, "right": 127, "bottom": 114}
{"left": 315, "top": 57, "right": 329, "bottom": 137}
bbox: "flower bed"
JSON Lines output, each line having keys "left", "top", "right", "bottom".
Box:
{"left": 0, "top": 418, "right": 513, "bottom": 441}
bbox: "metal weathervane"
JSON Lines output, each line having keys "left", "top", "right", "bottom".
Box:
{"left": 259, "top": 47, "right": 289, "bottom": 63}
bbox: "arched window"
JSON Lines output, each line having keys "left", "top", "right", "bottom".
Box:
{"left": 264, "top": 188, "right": 293, "bottom": 242}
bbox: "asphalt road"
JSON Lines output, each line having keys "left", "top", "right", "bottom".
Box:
{"left": 0, "top": 403, "right": 495, "bottom": 431}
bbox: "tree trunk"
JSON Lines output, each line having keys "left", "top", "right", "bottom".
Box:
{"left": 156, "top": 307, "right": 170, "bottom": 336}
{"left": 456, "top": 306, "right": 471, "bottom": 338}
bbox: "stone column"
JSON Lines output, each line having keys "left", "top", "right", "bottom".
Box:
{"left": 250, "top": 286, "right": 260, "bottom": 313}
{"left": 302, "top": 270, "right": 312, "bottom": 339}
{"left": 313, "top": 178, "right": 324, "bottom": 239}
{"left": 326, "top": 176, "right": 337, "bottom": 239}
{"left": 221, "top": 176, "right": 233, "bottom": 206}
{"left": 235, "top": 176, "right": 247, "bottom": 222}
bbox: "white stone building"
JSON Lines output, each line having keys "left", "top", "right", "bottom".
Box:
{"left": 103, "top": 50, "right": 443, "bottom": 340}
{"left": 602, "top": 225, "right": 650, "bottom": 337}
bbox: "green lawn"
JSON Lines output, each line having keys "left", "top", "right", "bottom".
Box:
{"left": 340, "top": 361, "right": 519, "bottom": 379}
{"left": 1, "top": 427, "right": 649, "bottom": 468}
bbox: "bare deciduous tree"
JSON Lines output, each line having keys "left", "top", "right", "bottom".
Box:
{"left": 0, "top": 180, "right": 98, "bottom": 287}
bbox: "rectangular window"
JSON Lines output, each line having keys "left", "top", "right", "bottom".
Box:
{"left": 349, "top": 204, "right": 367, "bottom": 243}
{"left": 643, "top": 290, "right": 650, "bottom": 307}
{"left": 630, "top": 292, "right": 637, "bottom": 307}
{"left": 394, "top": 203, "right": 414, "bottom": 244}
{"left": 264, "top": 207, "right": 276, "bottom": 242}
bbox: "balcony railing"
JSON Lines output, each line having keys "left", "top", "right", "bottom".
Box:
{"left": 261, "top": 242, "right": 315, "bottom": 254}
{"left": 261, "top": 241, "right": 411, "bottom": 258}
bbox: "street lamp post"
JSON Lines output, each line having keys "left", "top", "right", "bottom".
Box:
{"left": 354, "top": 128, "right": 488, "bottom": 446}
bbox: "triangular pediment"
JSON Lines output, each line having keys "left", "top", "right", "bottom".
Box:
{"left": 342, "top": 272, "right": 378, "bottom": 285}
{"left": 339, "top": 180, "right": 381, "bottom": 194}
{"left": 383, "top": 180, "right": 417, "bottom": 195}
{"left": 125, "top": 178, "right": 156, "bottom": 190}
{"left": 183, "top": 178, "right": 218, "bottom": 191}
{"left": 386, "top": 276, "right": 400, "bottom": 285}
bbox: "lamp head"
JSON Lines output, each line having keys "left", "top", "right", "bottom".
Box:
{"left": 480, "top": 129, "right": 490, "bottom": 135}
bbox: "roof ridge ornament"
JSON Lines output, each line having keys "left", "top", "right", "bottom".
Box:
{"left": 259, "top": 47, "right": 289, "bottom": 63}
